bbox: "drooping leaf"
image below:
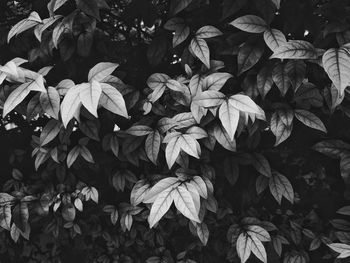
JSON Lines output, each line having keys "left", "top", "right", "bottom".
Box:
{"left": 147, "top": 73, "right": 170, "bottom": 90}
{"left": 213, "top": 124, "right": 236, "bottom": 151}
{"left": 144, "top": 177, "right": 180, "bottom": 203}
{"left": 203, "top": 73, "right": 232, "bottom": 91}
{"left": 61, "top": 84, "right": 82, "bottom": 127}
{"left": 272, "top": 63, "right": 291, "bottom": 96}
{"left": 40, "top": 86, "right": 60, "bottom": 119}
{"left": 99, "top": 83, "right": 128, "bottom": 118}
{"left": 193, "top": 90, "right": 226, "bottom": 108}
{"left": 178, "top": 134, "right": 200, "bottom": 158}
{"left": 219, "top": 100, "right": 240, "bottom": 140}
{"left": 230, "top": 15, "right": 268, "bottom": 33}
{"left": 269, "top": 172, "right": 294, "bottom": 204}
{"left": 294, "top": 109, "right": 327, "bottom": 133}
{"left": 148, "top": 186, "right": 174, "bottom": 228}
{"left": 190, "top": 38, "right": 210, "bottom": 68}
{"left": 322, "top": 47, "right": 350, "bottom": 96}
{"left": 236, "top": 233, "right": 252, "bottom": 263}
{"left": 8, "top": 12, "right": 42, "bottom": 42}
{"left": 40, "top": 119, "right": 61, "bottom": 146}
{"left": 79, "top": 80, "right": 102, "bottom": 117}
{"left": 270, "top": 111, "right": 293, "bottom": 146}
{"left": 257, "top": 66, "right": 273, "bottom": 98}
{"left": 328, "top": 243, "right": 350, "bottom": 259}
{"left": 196, "top": 222, "right": 209, "bottom": 245}
{"left": 145, "top": 130, "right": 161, "bottom": 164}
{"left": 173, "top": 185, "right": 201, "bottom": 223}
{"left": 270, "top": 40, "right": 318, "bottom": 59}
{"left": 237, "top": 40, "right": 265, "bottom": 75}
{"left": 285, "top": 60, "right": 306, "bottom": 90}
{"left": 229, "top": 94, "right": 262, "bottom": 115}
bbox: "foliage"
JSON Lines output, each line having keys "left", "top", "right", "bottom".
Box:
{"left": 1, "top": 0, "right": 350, "bottom": 262}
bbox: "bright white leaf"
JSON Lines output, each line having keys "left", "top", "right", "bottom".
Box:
{"left": 219, "top": 100, "right": 240, "bottom": 140}
{"left": 173, "top": 185, "right": 201, "bottom": 223}
{"left": 61, "top": 84, "right": 83, "bottom": 127}
{"left": 190, "top": 38, "right": 210, "bottom": 68}
{"left": 88, "top": 62, "right": 119, "bottom": 82}
{"left": 263, "top": 28, "right": 287, "bottom": 51}
{"left": 79, "top": 80, "right": 102, "bottom": 117}
{"left": 195, "top": 26, "right": 223, "bottom": 39}
{"left": 40, "top": 86, "right": 60, "bottom": 119}
{"left": 230, "top": 15, "right": 268, "bottom": 34}
{"left": 143, "top": 177, "right": 180, "bottom": 203}
{"left": 99, "top": 83, "right": 128, "bottom": 118}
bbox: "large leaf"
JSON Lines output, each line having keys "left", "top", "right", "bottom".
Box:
{"left": 322, "top": 47, "right": 350, "bottom": 96}
{"left": 79, "top": 80, "right": 102, "bottom": 117}
{"left": 263, "top": 28, "right": 287, "bottom": 51}
{"left": 3, "top": 83, "right": 31, "bottom": 117}
{"left": 190, "top": 38, "right": 210, "bottom": 68}
{"left": 285, "top": 60, "right": 306, "bottom": 90}
{"left": 173, "top": 185, "right": 201, "bottom": 223}
{"left": 40, "top": 86, "right": 60, "bottom": 119}
{"left": 236, "top": 233, "right": 252, "bottom": 263}
{"left": 203, "top": 73, "right": 232, "bottom": 91}
{"left": 229, "top": 94, "right": 262, "bottom": 115}
{"left": 213, "top": 124, "right": 236, "bottom": 151}
{"left": 144, "top": 177, "right": 180, "bottom": 203}
{"left": 294, "top": 109, "right": 327, "bottom": 133}
{"left": 61, "top": 84, "right": 83, "bottom": 127}
{"left": 88, "top": 62, "right": 119, "bottom": 82}
{"left": 246, "top": 225, "right": 271, "bottom": 242}
{"left": 148, "top": 186, "right": 174, "bottom": 228}
{"left": 47, "top": 0, "right": 69, "bottom": 15}
{"left": 270, "top": 40, "right": 318, "bottom": 59}
{"left": 0, "top": 193, "right": 15, "bottom": 231}
{"left": 230, "top": 15, "right": 268, "bottom": 33}
{"left": 99, "top": 83, "right": 128, "bottom": 118}
{"left": 145, "top": 130, "right": 161, "bottom": 164}
{"left": 251, "top": 153, "right": 272, "bottom": 177}
{"left": 237, "top": 40, "right": 265, "bottom": 75}
{"left": 193, "top": 90, "right": 226, "bottom": 108}
{"left": 178, "top": 134, "right": 200, "bottom": 158}
{"left": 328, "top": 243, "right": 350, "bottom": 259}
{"left": 8, "top": 12, "right": 42, "bottom": 42}
{"left": 219, "top": 100, "right": 240, "bottom": 140}
{"left": 269, "top": 172, "right": 294, "bottom": 204}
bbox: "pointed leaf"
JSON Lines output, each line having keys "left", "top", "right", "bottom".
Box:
{"left": 88, "top": 62, "right": 119, "bottom": 82}
{"left": 263, "top": 28, "right": 287, "bottom": 51}
{"left": 40, "top": 86, "right": 60, "bottom": 119}
{"left": 270, "top": 40, "right": 318, "bottom": 59}
{"left": 190, "top": 38, "right": 210, "bottom": 68}
{"left": 145, "top": 130, "right": 161, "bottom": 164}
{"left": 219, "top": 100, "right": 240, "bottom": 140}
{"left": 230, "top": 15, "right": 268, "bottom": 33}
{"left": 99, "top": 83, "right": 128, "bottom": 117}
{"left": 173, "top": 185, "right": 201, "bottom": 223}
{"left": 294, "top": 109, "right": 327, "bottom": 133}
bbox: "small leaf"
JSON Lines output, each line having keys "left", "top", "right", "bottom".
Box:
{"left": 270, "top": 111, "right": 293, "bottom": 146}
{"left": 203, "top": 73, "right": 232, "bottom": 91}
{"left": 8, "top": 12, "right": 42, "bottom": 42}
{"left": 196, "top": 222, "right": 209, "bottom": 245}
{"left": 195, "top": 26, "right": 222, "bottom": 39}
{"left": 213, "top": 124, "right": 236, "bottom": 151}
{"left": 257, "top": 66, "right": 273, "bottom": 98}
{"left": 229, "top": 94, "right": 261, "bottom": 115}
{"left": 144, "top": 177, "right": 180, "bottom": 203}
{"left": 285, "top": 60, "right": 306, "bottom": 90}
{"left": 251, "top": 153, "right": 272, "bottom": 177}
{"left": 294, "top": 109, "right": 327, "bottom": 133}
{"left": 230, "top": 15, "right": 268, "bottom": 33}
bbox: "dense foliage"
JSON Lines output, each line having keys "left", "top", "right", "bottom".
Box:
{"left": 2, "top": 0, "right": 350, "bottom": 262}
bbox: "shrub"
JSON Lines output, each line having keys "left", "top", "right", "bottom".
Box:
{"left": 1, "top": 0, "right": 350, "bottom": 262}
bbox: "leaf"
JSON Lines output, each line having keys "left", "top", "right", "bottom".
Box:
{"left": 190, "top": 38, "right": 210, "bottom": 68}
{"left": 294, "top": 109, "right": 327, "bottom": 133}
{"left": 88, "top": 62, "right": 119, "bottom": 82}
{"left": 8, "top": 12, "right": 42, "bottom": 42}
{"left": 147, "top": 73, "right": 170, "bottom": 90}
{"left": 40, "top": 119, "right": 61, "bottom": 146}
{"left": 144, "top": 177, "right": 180, "bottom": 203}
{"left": 40, "top": 86, "right": 60, "bottom": 119}
{"left": 236, "top": 233, "right": 252, "bottom": 263}
{"left": 195, "top": 26, "right": 223, "bottom": 39}
{"left": 191, "top": 176, "right": 208, "bottom": 198}
{"left": 237, "top": 40, "right": 265, "bottom": 75}
{"left": 80, "top": 146, "right": 94, "bottom": 163}
{"left": 249, "top": 234, "right": 268, "bottom": 263}
{"left": 196, "top": 222, "right": 209, "bottom": 245}
{"left": 61, "top": 84, "right": 82, "bottom": 127}
{"left": 230, "top": 15, "right": 268, "bottom": 33}
{"left": 179, "top": 134, "right": 200, "bottom": 158}
{"left": 173, "top": 185, "right": 201, "bottom": 223}
{"left": 13, "top": 203, "right": 29, "bottom": 232}
{"left": 125, "top": 125, "right": 153, "bottom": 136}
{"left": 79, "top": 80, "right": 102, "bottom": 117}
{"left": 312, "top": 140, "right": 350, "bottom": 159}
{"left": 67, "top": 146, "right": 80, "bottom": 168}
{"left": 247, "top": 225, "right": 271, "bottom": 242}
{"left": 219, "top": 100, "right": 240, "bottom": 140}
{"left": 0, "top": 193, "right": 15, "bottom": 231}
{"left": 269, "top": 172, "right": 294, "bottom": 204}
{"left": 270, "top": 40, "right": 318, "bottom": 59}
{"left": 47, "top": 0, "right": 69, "bottom": 14}
{"left": 99, "top": 83, "right": 128, "bottom": 117}
{"left": 193, "top": 90, "right": 226, "bottom": 107}
{"left": 164, "top": 18, "right": 190, "bottom": 47}
{"left": 322, "top": 47, "right": 350, "bottom": 96}
{"left": 328, "top": 243, "right": 350, "bottom": 259}
{"left": 203, "top": 73, "right": 232, "bottom": 91}
{"left": 251, "top": 153, "right": 272, "bottom": 177}
{"left": 3, "top": 82, "right": 31, "bottom": 117}
{"left": 263, "top": 28, "right": 287, "bottom": 51}
{"left": 222, "top": 0, "right": 247, "bottom": 20}
{"left": 270, "top": 112, "right": 293, "bottom": 146}
{"left": 229, "top": 94, "right": 262, "bottom": 115}
{"left": 285, "top": 60, "right": 306, "bottom": 90}
{"left": 257, "top": 66, "right": 273, "bottom": 98}
{"left": 337, "top": 206, "right": 350, "bottom": 216}
{"left": 76, "top": 0, "right": 100, "bottom": 19}
{"left": 79, "top": 120, "right": 100, "bottom": 141}
{"left": 189, "top": 74, "right": 204, "bottom": 96}
{"left": 170, "top": 0, "right": 193, "bottom": 15}
{"left": 148, "top": 186, "right": 174, "bottom": 228}
{"left": 34, "top": 16, "right": 63, "bottom": 42}
{"left": 145, "top": 130, "right": 161, "bottom": 164}
{"left": 272, "top": 63, "right": 291, "bottom": 96}
{"left": 213, "top": 124, "right": 236, "bottom": 151}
